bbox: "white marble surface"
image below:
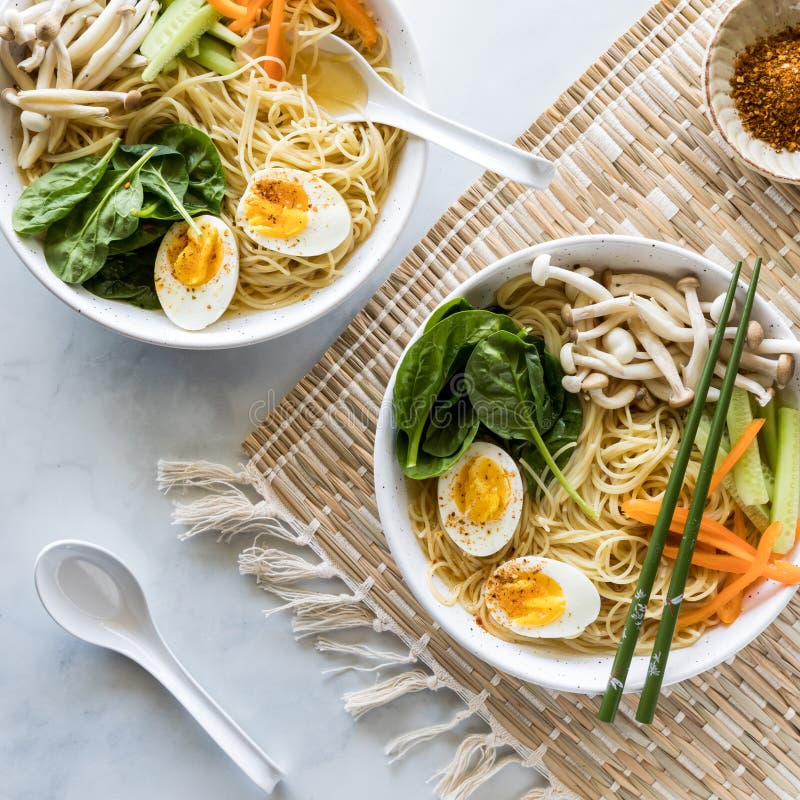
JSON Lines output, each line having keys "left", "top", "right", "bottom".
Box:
{"left": 1, "top": 2, "right": 652, "bottom": 797}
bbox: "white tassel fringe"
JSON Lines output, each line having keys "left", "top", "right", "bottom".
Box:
{"left": 315, "top": 637, "right": 415, "bottom": 676}
{"left": 343, "top": 669, "right": 442, "bottom": 720}
{"left": 240, "top": 546, "right": 339, "bottom": 584}
{"left": 433, "top": 732, "right": 518, "bottom": 800}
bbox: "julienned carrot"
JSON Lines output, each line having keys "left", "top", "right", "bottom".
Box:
{"left": 661, "top": 543, "right": 800, "bottom": 584}
{"left": 678, "top": 521, "right": 782, "bottom": 627}
{"left": 264, "top": 0, "right": 286, "bottom": 80}
{"left": 733, "top": 506, "right": 746, "bottom": 539}
{"left": 228, "top": 0, "right": 268, "bottom": 33}
{"left": 718, "top": 572, "right": 743, "bottom": 624}
{"left": 206, "top": 0, "right": 249, "bottom": 19}
{"left": 335, "top": 0, "right": 377, "bottom": 47}
{"left": 708, "top": 418, "right": 766, "bottom": 494}
{"left": 623, "top": 500, "right": 756, "bottom": 559}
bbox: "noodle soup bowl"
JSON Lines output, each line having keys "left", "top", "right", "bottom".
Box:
{"left": 374, "top": 234, "right": 800, "bottom": 694}
{"left": 0, "top": 0, "right": 426, "bottom": 349}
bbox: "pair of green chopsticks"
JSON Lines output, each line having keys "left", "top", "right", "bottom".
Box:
{"left": 598, "top": 258, "right": 762, "bottom": 724}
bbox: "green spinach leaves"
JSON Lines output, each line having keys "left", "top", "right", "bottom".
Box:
{"left": 393, "top": 298, "right": 595, "bottom": 518}
{"left": 13, "top": 124, "right": 226, "bottom": 309}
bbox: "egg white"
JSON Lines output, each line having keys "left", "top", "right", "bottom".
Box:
{"left": 437, "top": 441, "right": 524, "bottom": 557}
{"left": 154, "top": 215, "right": 239, "bottom": 331}
{"left": 236, "top": 167, "right": 351, "bottom": 257}
{"left": 485, "top": 556, "right": 601, "bottom": 639}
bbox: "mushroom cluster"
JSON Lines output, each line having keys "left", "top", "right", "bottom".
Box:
{"left": 0, "top": 0, "right": 157, "bottom": 168}
{"left": 530, "top": 254, "right": 797, "bottom": 410}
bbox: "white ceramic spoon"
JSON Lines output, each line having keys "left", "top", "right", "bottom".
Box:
{"left": 34, "top": 540, "right": 282, "bottom": 795}
{"left": 315, "top": 35, "right": 555, "bottom": 189}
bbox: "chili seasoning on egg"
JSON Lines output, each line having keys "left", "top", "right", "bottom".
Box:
{"left": 731, "top": 26, "right": 800, "bottom": 152}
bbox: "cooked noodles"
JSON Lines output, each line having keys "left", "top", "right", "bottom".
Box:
{"left": 408, "top": 274, "right": 751, "bottom": 654}
{"left": 22, "top": 0, "right": 404, "bottom": 310}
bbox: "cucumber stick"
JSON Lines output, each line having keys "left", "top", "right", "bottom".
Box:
{"left": 758, "top": 399, "right": 779, "bottom": 472}
{"left": 695, "top": 415, "right": 770, "bottom": 531}
{"left": 771, "top": 406, "right": 800, "bottom": 553}
{"left": 208, "top": 21, "right": 244, "bottom": 47}
{"left": 194, "top": 35, "right": 237, "bottom": 75}
{"left": 140, "top": 0, "right": 219, "bottom": 82}
{"left": 726, "top": 387, "right": 770, "bottom": 507}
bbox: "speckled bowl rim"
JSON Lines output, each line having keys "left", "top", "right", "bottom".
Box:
{"left": 374, "top": 234, "right": 800, "bottom": 694}
{"left": 0, "top": 0, "right": 428, "bottom": 350}
{"left": 703, "top": 0, "right": 800, "bottom": 184}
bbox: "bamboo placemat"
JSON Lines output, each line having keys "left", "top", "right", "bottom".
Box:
{"left": 169, "top": 1, "right": 800, "bottom": 797}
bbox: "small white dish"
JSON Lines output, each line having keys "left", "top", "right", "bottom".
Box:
{"left": 373, "top": 234, "right": 800, "bottom": 694}
{"left": 704, "top": 0, "right": 800, "bottom": 183}
{"left": 0, "top": 0, "right": 426, "bottom": 349}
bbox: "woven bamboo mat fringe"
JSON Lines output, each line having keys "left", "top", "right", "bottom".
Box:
{"left": 163, "top": 0, "right": 800, "bottom": 797}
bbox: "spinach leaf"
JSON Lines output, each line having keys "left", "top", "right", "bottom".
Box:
{"left": 108, "top": 219, "right": 171, "bottom": 255}
{"left": 422, "top": 378, "right": 478, "bottom": 458}
{"left": 424, "top": 297, "right": 474, "bottom": 332}
{"left": 44, "top": 147, "right": 156, "bottom": 283}
{"left": 396, "top": 418, "right": 480, "bottom": 481}
{"left": 147, "top": 124, "right": 225, "bottom": 214}
{"left": 392, "top": 310, "right": 521, "bottom": 473}
{"left": 12, "top": 140, "right": 120, "bottom": 236}
{"left": 465, "top": 330, "right": 597, "bottom": 519}
{"left": 113, "top": 144, "right": 189, "bottom": 219}
{"left": 512, "top": 391, "right": 582, "bottom": 489}
{"left": 84, "top": 244, "right": 161, "bottom": 310}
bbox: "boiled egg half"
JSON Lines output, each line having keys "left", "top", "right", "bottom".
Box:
{"left": 236, "top": 167, "right": 350, "bottom": 257}
{"left": 437, "top": 441, "right": 524, "bottom": 557}
{"left": 155, "top": 215, "right": 239, "bottom": 331}
{"left": 485, "top": 556, "right": 601, "bottom": 639}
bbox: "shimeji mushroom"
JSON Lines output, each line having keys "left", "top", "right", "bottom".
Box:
{"left": 589, "top": 381, "right": 642, "bottom": 409}
{"left": 68, "top": 0, "right": 129, "bottom": 68}
{"left": 702, "top": 293, "right": 737, "bottom": 323}
{"left": 14, "top": 87, "right": 142, "bottom": 109}
{"left": 717, "top": 341, "right": 795, "bottom": 388}
{"left": 710, "top": 361, "right": 775, "bottom": 407}
{"left": 580, "top": 372, "right": 609, "bottom": 392}
{"left": 559, "top": 342, "right": 664, "bottom": 381}
{"left": 676, "top": 275, "right": 708, "bottom": 390}
{"left": 563, "top": 266, "right": 598, "bottom": 304}
{"left": 601, "top": 326, "right": 637, "bottom": 365}
{"left": 561, "top": 295, "right": 636, "bottom": 327}
{"left": 746, "top": 320, "right": 800, "bottom": 356}
{"left": 628, "top": 317, "right": 694, "bottom": 407}
{"left": 567, "top": 313, "right": 629, "bottom": 345}
{"left": 603, "top": 271, "right": 692, "bottom": 324}
{"left": 2, "top": 87, "right": 109, "bottom": 118}
{"left": 36, "top": 0, "right": 72, "bottom": 43}
{"left": 562, "top": 368, "right": 590, "bottom": 394}
{"left": 531, "top": 254, "right": 612, "bottom": 303}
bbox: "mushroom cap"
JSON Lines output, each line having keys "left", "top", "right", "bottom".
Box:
{"left": 531, "top": 253, "right": 551, "bottom": 286}
{"left": 581, "top": 372, "right": 609, "bottom": 391}
{"left": 746, "top": 320, "right": 765, "bottom": 351}
{"left": 602, "top": 326, "right": 637, "bottom": 365}
{"left": 561, "top": 374, "right": 583, "bottom": 393}
{"left": 560, "top": 304, "right": 574, "bottom": 327}
{"left": 0, "top": 25, "right": 13, "bottom": 41}
{"left": 124, "top": 90, "right": 143, "bottom": 111}
{"left": 776, "top": 353, "right": 796, "bottom": 388}
{"left": 634, "top": 385, "right": 657, "bottom": 411}
{"left": 35, "top": 16, "right": 59, "bottom": 42}
{"left": 710, "top": 293, "right": 736, "bottom": 323}
{"left": 676, "top": 275, "right": 700, "bottom": 292}
{"left": 559, "top": 342, "right": 577, "bottom": 374}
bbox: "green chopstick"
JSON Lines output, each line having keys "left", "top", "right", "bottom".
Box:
{"left": 636, "top": 257, "right": 762, "bottom": 723}
{"left": 597, "top": 261, "right": 743, "bottom": 723}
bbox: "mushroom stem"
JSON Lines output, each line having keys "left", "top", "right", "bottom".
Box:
{"left": 746, "top": 320, "right": 800, "bottom": 356}
{"left": 74, "top": 3, "right": 138, "bottom": 89}
{"left": 718, "top": 341, "right": 796, "bottom": 388}
{"left": 589, "top": 383, "right": 641, "bottom": 409}
{"left": 18, "top": 42, "right": 46, "bottom": 73}
{"left": 677, "top": 276, "right": 708, "bottom": 390}
{"left": 36, "top": 0, "right": 71, "bottom": 43}
{"left": 531, "top": 254, "right": 612, "bottom": 302}
{"left": 560, "top": 343, "right": 664, "bottom": 381}
{"left": 67, "top": 0, "right": 127, "bottom": 68}
{"left": 15, "top": 88, "right": 142, "bottom": 107}
{"left": 563, "top": 266, "right": 598, "bottom": 303}
{"left": 711, "top": 362, "right": 775, "bottom": 407}
{"left": 0, "top": 41, "right": 35, "bottom": 90}
{"left": 629, "top": 317, "right": 694, "bottom": 407}
{"left": 603, "top": 271, "right": 692, "bottom": 324}
{"left": 561, "top": 295, "right": 635, "bottom": 326}
{"left": 567, "top": 313, "right": 629, "bottom": 344}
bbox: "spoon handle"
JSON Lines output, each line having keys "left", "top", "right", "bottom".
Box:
{"left": 144, "top": 643, "right": 282, "bottom": 793}
{"left": 373, "top": 97, "right": 555, "bottom": 189}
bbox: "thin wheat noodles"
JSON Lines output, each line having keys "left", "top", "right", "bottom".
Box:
{"left": 21, "top": 0, "right": 404, "bottom": 311}
{"left": 409, "top": 275, "right": 749, "bottom": 654}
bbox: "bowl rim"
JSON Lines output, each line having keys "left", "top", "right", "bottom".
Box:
{"left": 374, "top": 233, "right": 800, "bottom": 693}
{"left": 703, "top": 0, "right": 800, "bottom": 184}
{"left": 0, "top": 0, "right": 428, "bottom": 350}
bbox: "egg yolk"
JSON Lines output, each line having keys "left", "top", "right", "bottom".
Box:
{"left": 488, "top": 567, "right": 566, "bottom": 628}
{"left": 168, "top": 223, "right": 224, "bottom": 288}
{"left": 452, "top": 456, "right": 510, "bottom": 523}
{"left": 244, "top": 178, "right": 309, "bottom": 238}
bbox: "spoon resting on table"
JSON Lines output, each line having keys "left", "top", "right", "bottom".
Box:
{"left": 288, "top": 34, "right": 555, "bottom": 189}
{"left": 34, "top": 540, "right": 282, "bottom": 795}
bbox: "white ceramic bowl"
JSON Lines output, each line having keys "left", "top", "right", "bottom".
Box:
{"left": 374, "top": 234, "right": 800, "bottom": 694}
{"left": 704, "top": 0, "right": 800, "bottom": 183}
{"left": 0, "top": 0, "right": 426, "bottom": 349}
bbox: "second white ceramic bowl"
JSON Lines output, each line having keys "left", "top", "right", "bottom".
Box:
{"left": 374, "top": 234, "right": 800, "bottom": 694}
{"left": 704, "top": 0, "right": 800, "bottom": 182}
{"left": 0, "top": 0, "right": 426, "bottom": 349}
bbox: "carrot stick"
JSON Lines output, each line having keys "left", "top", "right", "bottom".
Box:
{"left": 718, "top": 572, "right": 743, "bottom": 625}
{"left": 733, "top": 506, "right": 746, "bottom": 539}
{"left": 264, "top": 0, "right": 286, "bottom": 80}
{"left": 708, "top": 418, "right": 766, "bottom": 494}
{"left": 206, "top": 0, "right": 249, "bottom": 19}
{"left": 661, "top": 543, "right": 800, "bottom": 584}
{"left": 335, "top": 0, "right": 377, "bottom": 47}
{"left": 678, "top": 521, "right": 782, "bottom": 627}
{"left": 228, "top": 0, "right": 268, "bottom": 32}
